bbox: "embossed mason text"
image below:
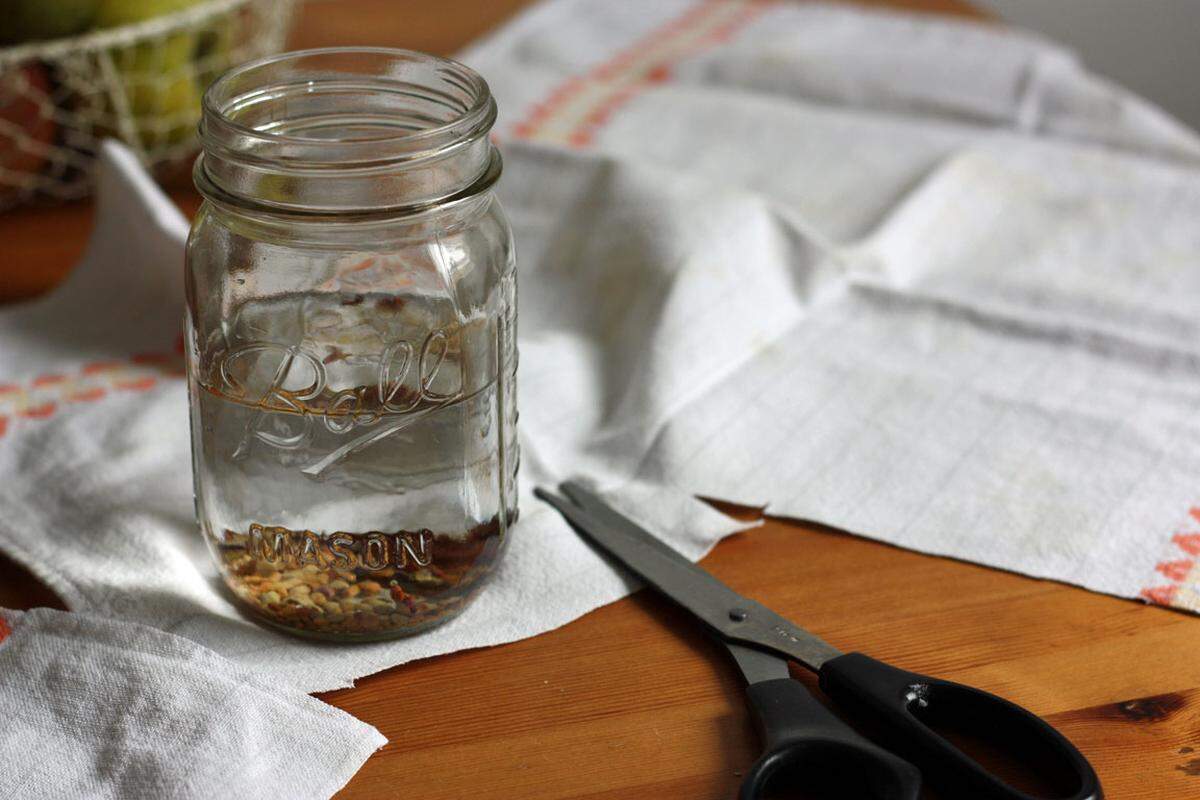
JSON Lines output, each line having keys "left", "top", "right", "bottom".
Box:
{"left": 247, "top": 523, "right": 434, "bottom": 571}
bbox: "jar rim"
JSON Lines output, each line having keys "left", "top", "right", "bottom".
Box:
{"left": 197, "top": 46, "right": 499, "bottom": 214}
{"left": 202, "top": 46, "right": 496, "bottom": 154}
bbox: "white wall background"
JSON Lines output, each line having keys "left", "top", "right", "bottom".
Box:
{"left": 974, "top": 0, "right": 1200, "bottom": 133}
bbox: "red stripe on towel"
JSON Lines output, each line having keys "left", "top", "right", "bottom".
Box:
{"left": 0, "top": 350, "right": 182, "bottom": 435}
{"left": 510, "top": 0, "right": 776, "bottom": 147}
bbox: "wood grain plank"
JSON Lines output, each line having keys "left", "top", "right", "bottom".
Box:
{"left": 317, "top": 516, "right": 1200, "bottom": 798}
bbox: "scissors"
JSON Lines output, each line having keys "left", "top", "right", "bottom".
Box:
{"left": 536, "top": 481, "right": 1103, "bottom": 800}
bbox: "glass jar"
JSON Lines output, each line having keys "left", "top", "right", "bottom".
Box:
{"left": 185, "top": 48, "right": 518, "bottom": 641}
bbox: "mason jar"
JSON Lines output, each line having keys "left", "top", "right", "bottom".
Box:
{"left": 185, "top": 48, "right": 518, "bottom": 641}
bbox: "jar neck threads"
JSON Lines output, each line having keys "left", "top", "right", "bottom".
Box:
{"left": 196, "top": 47, "right": 499, "bottom": 216}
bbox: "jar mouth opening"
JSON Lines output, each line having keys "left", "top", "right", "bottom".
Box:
{"left": 197, "top": 47, "right": 499, "bottom": 214}
{"left": 201, "top": 46, "right": 496, "bottom": 166}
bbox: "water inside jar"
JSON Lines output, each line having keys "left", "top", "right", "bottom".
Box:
{"left": 190, "top": 282, "right": 517, "bottom": 639}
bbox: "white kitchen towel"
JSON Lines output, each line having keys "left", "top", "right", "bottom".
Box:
{"left": 467, "top": 0, "right": 1200, "bottom": 610}
{"left": 0, "top": 607, "right": 385, "bottom": 800}
{"left": 0, "top": 140, "right": 751, "bottom": 693}
{"left": 3, "top": 0, "right": 1200, "bottom": 700}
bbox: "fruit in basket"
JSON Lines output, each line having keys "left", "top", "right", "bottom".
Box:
{"left": 1, "top": 0, "right": 100, "bottom": 44}
{"left": 0, "top": 0, "right": 291, "bottom": 209}
{"left": 0, "top": 63, "right": 58, "bottom": 205}
{"left": 194, "top": 13, "right": 236, "bottom": 90}
{"left": 115, "top": 32, "right": 202, "bottom": 148}
{"left": 95, "top": 0, "right": 201, "bottom": 28}
{"left": 97, "top": 0, "right": 215, "bottom": 150}
{"left": 133, "top": 69, "right": 202, "bottom": 148}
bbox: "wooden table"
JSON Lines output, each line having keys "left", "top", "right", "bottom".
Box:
{"left": 3, "top": 1, "right": 1199, "bottom": 798}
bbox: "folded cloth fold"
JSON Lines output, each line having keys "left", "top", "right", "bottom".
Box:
{"left": 0, "top": 607, "right": 385, "bottom": 800}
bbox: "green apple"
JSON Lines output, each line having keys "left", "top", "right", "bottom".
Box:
{"left": 1, "top": 0, "right": 99, "bottom": 44}
{"left": 115, "top": 32, "right": 202, "bottom": 147}
{"left": 133, "top": 70, "right": 201, "bottom": 148}
{"left": 96, "top": 0, "right": 214, "bottom": 150}
{"left": 193, "top": 12, "right": 236, "bottom": 91}
{"left": 95, "top": 0, "right": 200, "bottom": 28}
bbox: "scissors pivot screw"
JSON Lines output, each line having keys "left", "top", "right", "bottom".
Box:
{"left": 729, "top": 608, "right": 749, "bottom": 622}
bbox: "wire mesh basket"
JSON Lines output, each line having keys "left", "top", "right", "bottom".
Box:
{"left": 0, "top": 0, "right": 295, "bottom": 211}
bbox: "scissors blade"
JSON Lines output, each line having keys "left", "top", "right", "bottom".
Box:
{"left": 725, "top": 641, "right": 791, "bottom": 685}
{"left": 535, "top": 482, "right": 843, "bottom": 672}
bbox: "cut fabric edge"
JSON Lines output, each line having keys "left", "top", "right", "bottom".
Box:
{"left": 1139, "top": 508, "right": 1200, "bottom": 613}
{"left": 753, "top": 505, "right": 1200, "bottom": 618}
{"left": 0, "top": 518, "right": 87, "bottom": 612}
{"left": 0, "top": 606, "right": 389, "bottom": 799}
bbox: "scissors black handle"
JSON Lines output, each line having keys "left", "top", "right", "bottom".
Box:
{"left": 819, "top": 653, "right": 1103, "bottom": 800}
{"left": 740, "top": 677, "right": 921, "bottom": 799}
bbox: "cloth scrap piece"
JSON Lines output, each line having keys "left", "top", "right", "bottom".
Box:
{"left": 0, "top": 607, "right": 386, "bottom": 800}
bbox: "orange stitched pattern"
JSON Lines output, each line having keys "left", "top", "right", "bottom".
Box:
{"left": 1173, "top": 532, "right": 1200, "bottom": 556}
{"left": 511, "top": 0, "right": 776, "bottom": 147}
{"left": 0, "top": 614, "right": 10, "bottom": 644}
{"left": 0, "top": 350, "right": 184, "bottom": 439}
{"left": 1140, "top": 510, "right": 1200, "bottom": 611}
